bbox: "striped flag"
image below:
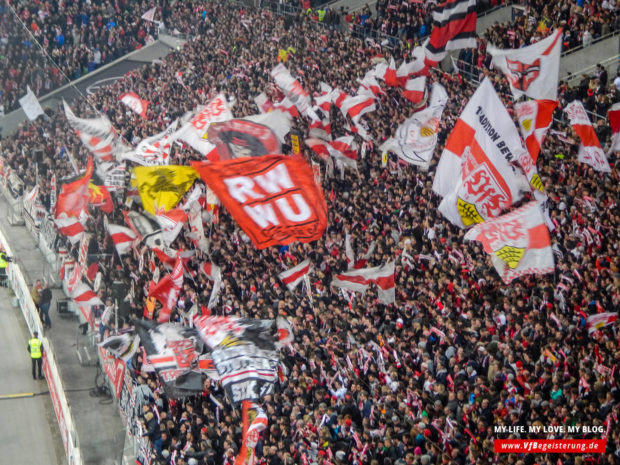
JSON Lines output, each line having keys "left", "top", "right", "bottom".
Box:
{"left": 515, "top": 100, "right": 557, "bottom": 164}
{"left": 54, "top": 216, "right": 85, "bottom": 244}
{"left": 278, "top": 259, "right": 311, "bottom": 292}
{"left": 424, "top": 0, "right": 477, "bottom": 65}
{"left": 586, "top": 312, "right": 618, "bottom": 335}
{"left": 331, "top": 262, "right": 395, "bottom": 304}
{"left": 72, "top": 282, "right": 103, "bottom": 307}
{"left": 565, "top": 100, "right": 611, "bottom": 173}
{"left": 402, "top": 76, "right": 427, "bottom": 104}
{"left": 107, "top": 224, "right": 137, "bottom": 256}
{"left": 336, "top": 93, "right": 376, "bottom": 125}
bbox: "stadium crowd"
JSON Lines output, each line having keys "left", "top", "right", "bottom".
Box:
{"left": 0, "top": 0, "right": 161, "bottom": 115}
{"left": 1, "top": 1, "right": 619, "bottom": 465}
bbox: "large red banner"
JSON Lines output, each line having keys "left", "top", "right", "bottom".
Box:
{"left": 192, "top": 155, "right": 327, "bottom": 249}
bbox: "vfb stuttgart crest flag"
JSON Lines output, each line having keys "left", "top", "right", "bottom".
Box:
{"left": 464, "top": 201, "right": 554, "bottom": 284}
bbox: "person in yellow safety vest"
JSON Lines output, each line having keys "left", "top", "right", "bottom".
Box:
{"left": 317, "top": 8, "right": 326, "bottom": 22}
{"left": 0, "top": 248, "right": 10, "bottom": 287}
{"left": 27, "top": 331, "right": 44, "bottom": 380}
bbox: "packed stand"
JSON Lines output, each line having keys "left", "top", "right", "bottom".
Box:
{"left": 1, "top": 2, "right": 619, "bottom": 465}
{"left": 0, "top": 0, "right": 161, "bottom": 115}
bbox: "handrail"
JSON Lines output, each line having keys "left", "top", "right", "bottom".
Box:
{"left": 561, "top": 29, "right": 620, "bottom": 58}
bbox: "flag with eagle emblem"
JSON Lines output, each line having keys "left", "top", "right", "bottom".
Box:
{"left": 132, "top": 165, "right": 198, "bottom": 215}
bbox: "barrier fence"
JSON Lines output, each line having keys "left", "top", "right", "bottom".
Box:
{"left": 0, "top": 161, "right": 150, "bottom": 465}
{"left": 0, "top": 217, "right": 83, "bottom": 465}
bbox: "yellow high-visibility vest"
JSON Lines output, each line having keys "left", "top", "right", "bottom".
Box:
{"left": 29, "top": 338, "right": 42, "bottom": 359}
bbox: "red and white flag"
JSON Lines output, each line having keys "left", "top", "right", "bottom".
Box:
{"left": 515, "top": 100, "right": 557, "bottom": 164}
{"left": 71, "top": 281, "right": 104, "bottom": 308}
{"left": 331, "top": 262, "right": 395, "bottom": 304}
{"left": 174, "top": 94, "right": 233, "bottom": 156}
{"left": 398, "top": 46, "right": 429, "bottom": 79}
{"left": 433, "top": 78, "right": 529, "bottom": 228}
{"left": 55, "top": 216, "right": 85, "bottom": 245}
{"left": 564, "top": 100, "right": 611, "bottom": 173}
{"left": 119, "top": 92, "right": 150, "bottom": 119}
{"left": 270, "top": 64, "right": 319, "bottom": 121}
{"left": 464, "top": 201, "right": 554, "bottom": 284}
{"left": 357, "top": 72, "right": 384, "bottom": 98}
{"left": 424, "top": 0, "right": 477, "bottom": 65}
{"left": 314, "top": 82, "right": 334, "bottom": 114}
{"left": 586, "top": 312, "right": 618, "bottom": 334}
{"left": 607, "top": 102, "right": 620, "bottom": 154}
{"left": 489, "top": 29, "right": 562, "bottom": 101}
{"left": 402, "top": 76, "right": 426, "bottom": 104}
{"left": 273, "top": 97, "right": 300, "bottom": 118}
{"left": 200, "top": 262, "right": 222, "bottom": 309}
{"left": 278, "top": 259, "right": 311, "bottom": 292}
{"left": 149, "top": 254, "right": 184, "bottom": 322}
{"left": 308, "top": 118, "right": 332, "bottom": 141}
{"left": 335, "top": 93, "right": 376, "bottom": 125}
{"left": 121, "top": 119, "right": 179, "bottom": 166}
{"left": 305, "top": 136, "right": 358, "bottom": 171}
{"left": 380, "top": 83, "right": 447, "bottom": 169}
{"left": 141, "top": 7, "right": 156, "bottom": 22}
{"left": 155, "top": 208, "right": 188, "bottom": 246}
{"left": 515, "top": 99, "right": 557, "bottom": 191}
{"left": 107, "top": 224, "right": 137, "bottom": 256}
{"left": 254, "top": 93, "right": 275, "bottom": 114}
{"left": 63, "top": 101, "right": 125, "bottom": 163}
{"left": 373, "top": 57, "right": 401, "bottom": 87}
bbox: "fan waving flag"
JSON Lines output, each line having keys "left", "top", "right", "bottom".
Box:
{"left": 515, "top": 99, "right": 557, "bottom": 191}
{"left": 331, "top": 262, "right": 395, "bottom": 304}
{"left": 564, "top": 101, "right": 611, "bottom": 173}
{"left": 132, "top": 165, "right": 198, "bottom": 215}
{"left": 586, "top": 312, "right": 618, "bottom": 334}
{"left": 464, "top": 201, "right": 554, "bottom": 284}
{"left": 55, "top": 156, "right": 93, "bottom": 221}
{"left": 270, "top": 64, "right": 319, "bottom": 121}
{"left": 121, "top": 119, "right": 179, "bottom": 166}
{"left": 19, "top": 86, "right": 45, "bottom": 121}
{"left": 432, "top": 78, "right": 528, "bottom": 228}
{"left": 195, "top": 316, "right": 283, "bottom": 404}
{"left": 174, "top": 94, "right": 233, "bottom": 156}
{"left": 515, "top": 100, "right": 557, "bottom": 164}
{"left": 380, "top": 83, "right": 448, "bottom": 170}
{"left": 148, "top": 253, "right": 184, "bottom": 322}
{"left": 424, "top": 0, "right": 477, "bottom": 65}
{"left": 278, "top": 259, "right": 311, "bottom": 292}
{"left": 402, "top": 76, "right": 427, "bottom": 104}
{"left": 106, "top": 223, "right": 137, "bottom": 256}
{"left": 119, "top": 92, "right": 150, "bottom": 118}
{"left": 63, "top": 100, "right": 126, "bottom": 163}
{"left": 489, "top": 29, "right": 562, "bottom": 101}
{"left": 141, "top": 7, "right": 156, "bottom": 22}
{"left": 191, "top": 155, "right": 327, "bottom": 249}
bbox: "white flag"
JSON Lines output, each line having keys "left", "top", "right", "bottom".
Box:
{"left": 433, "top": 78, "right": 529, "bottom": 228}
{"left": 141, "top": 7, "right": 156, "bottom": 22}
{"left": 379, "top": 83, "right": 447, "bottom": 169}
{"left": 331, "top": 262, "right": 395, "bottom": 304}
{"left": 19, "top": 86, "right": 45, "bottom": 121}
{"left": 464, "top": 201, "right": 554, "bottom": 284}
{"left": 174, "top": 94, "right": 233, "bottom": 156}
{"left": 489, "top": 29, "right": 562, "bottom": 101}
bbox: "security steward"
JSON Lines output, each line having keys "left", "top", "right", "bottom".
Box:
{"left": 28, "top": 331, "right": 44, "bottom": 380}
{"left": 0, "top": 248, "right": 10, "bottom": 287}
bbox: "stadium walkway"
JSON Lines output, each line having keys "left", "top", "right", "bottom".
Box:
{"left": 0, "top": 194, "right": 127, "bottom": 465}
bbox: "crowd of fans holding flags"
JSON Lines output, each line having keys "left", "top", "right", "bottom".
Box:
{"left": 0, "top": 1, "right": 619, "bottom": 465}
